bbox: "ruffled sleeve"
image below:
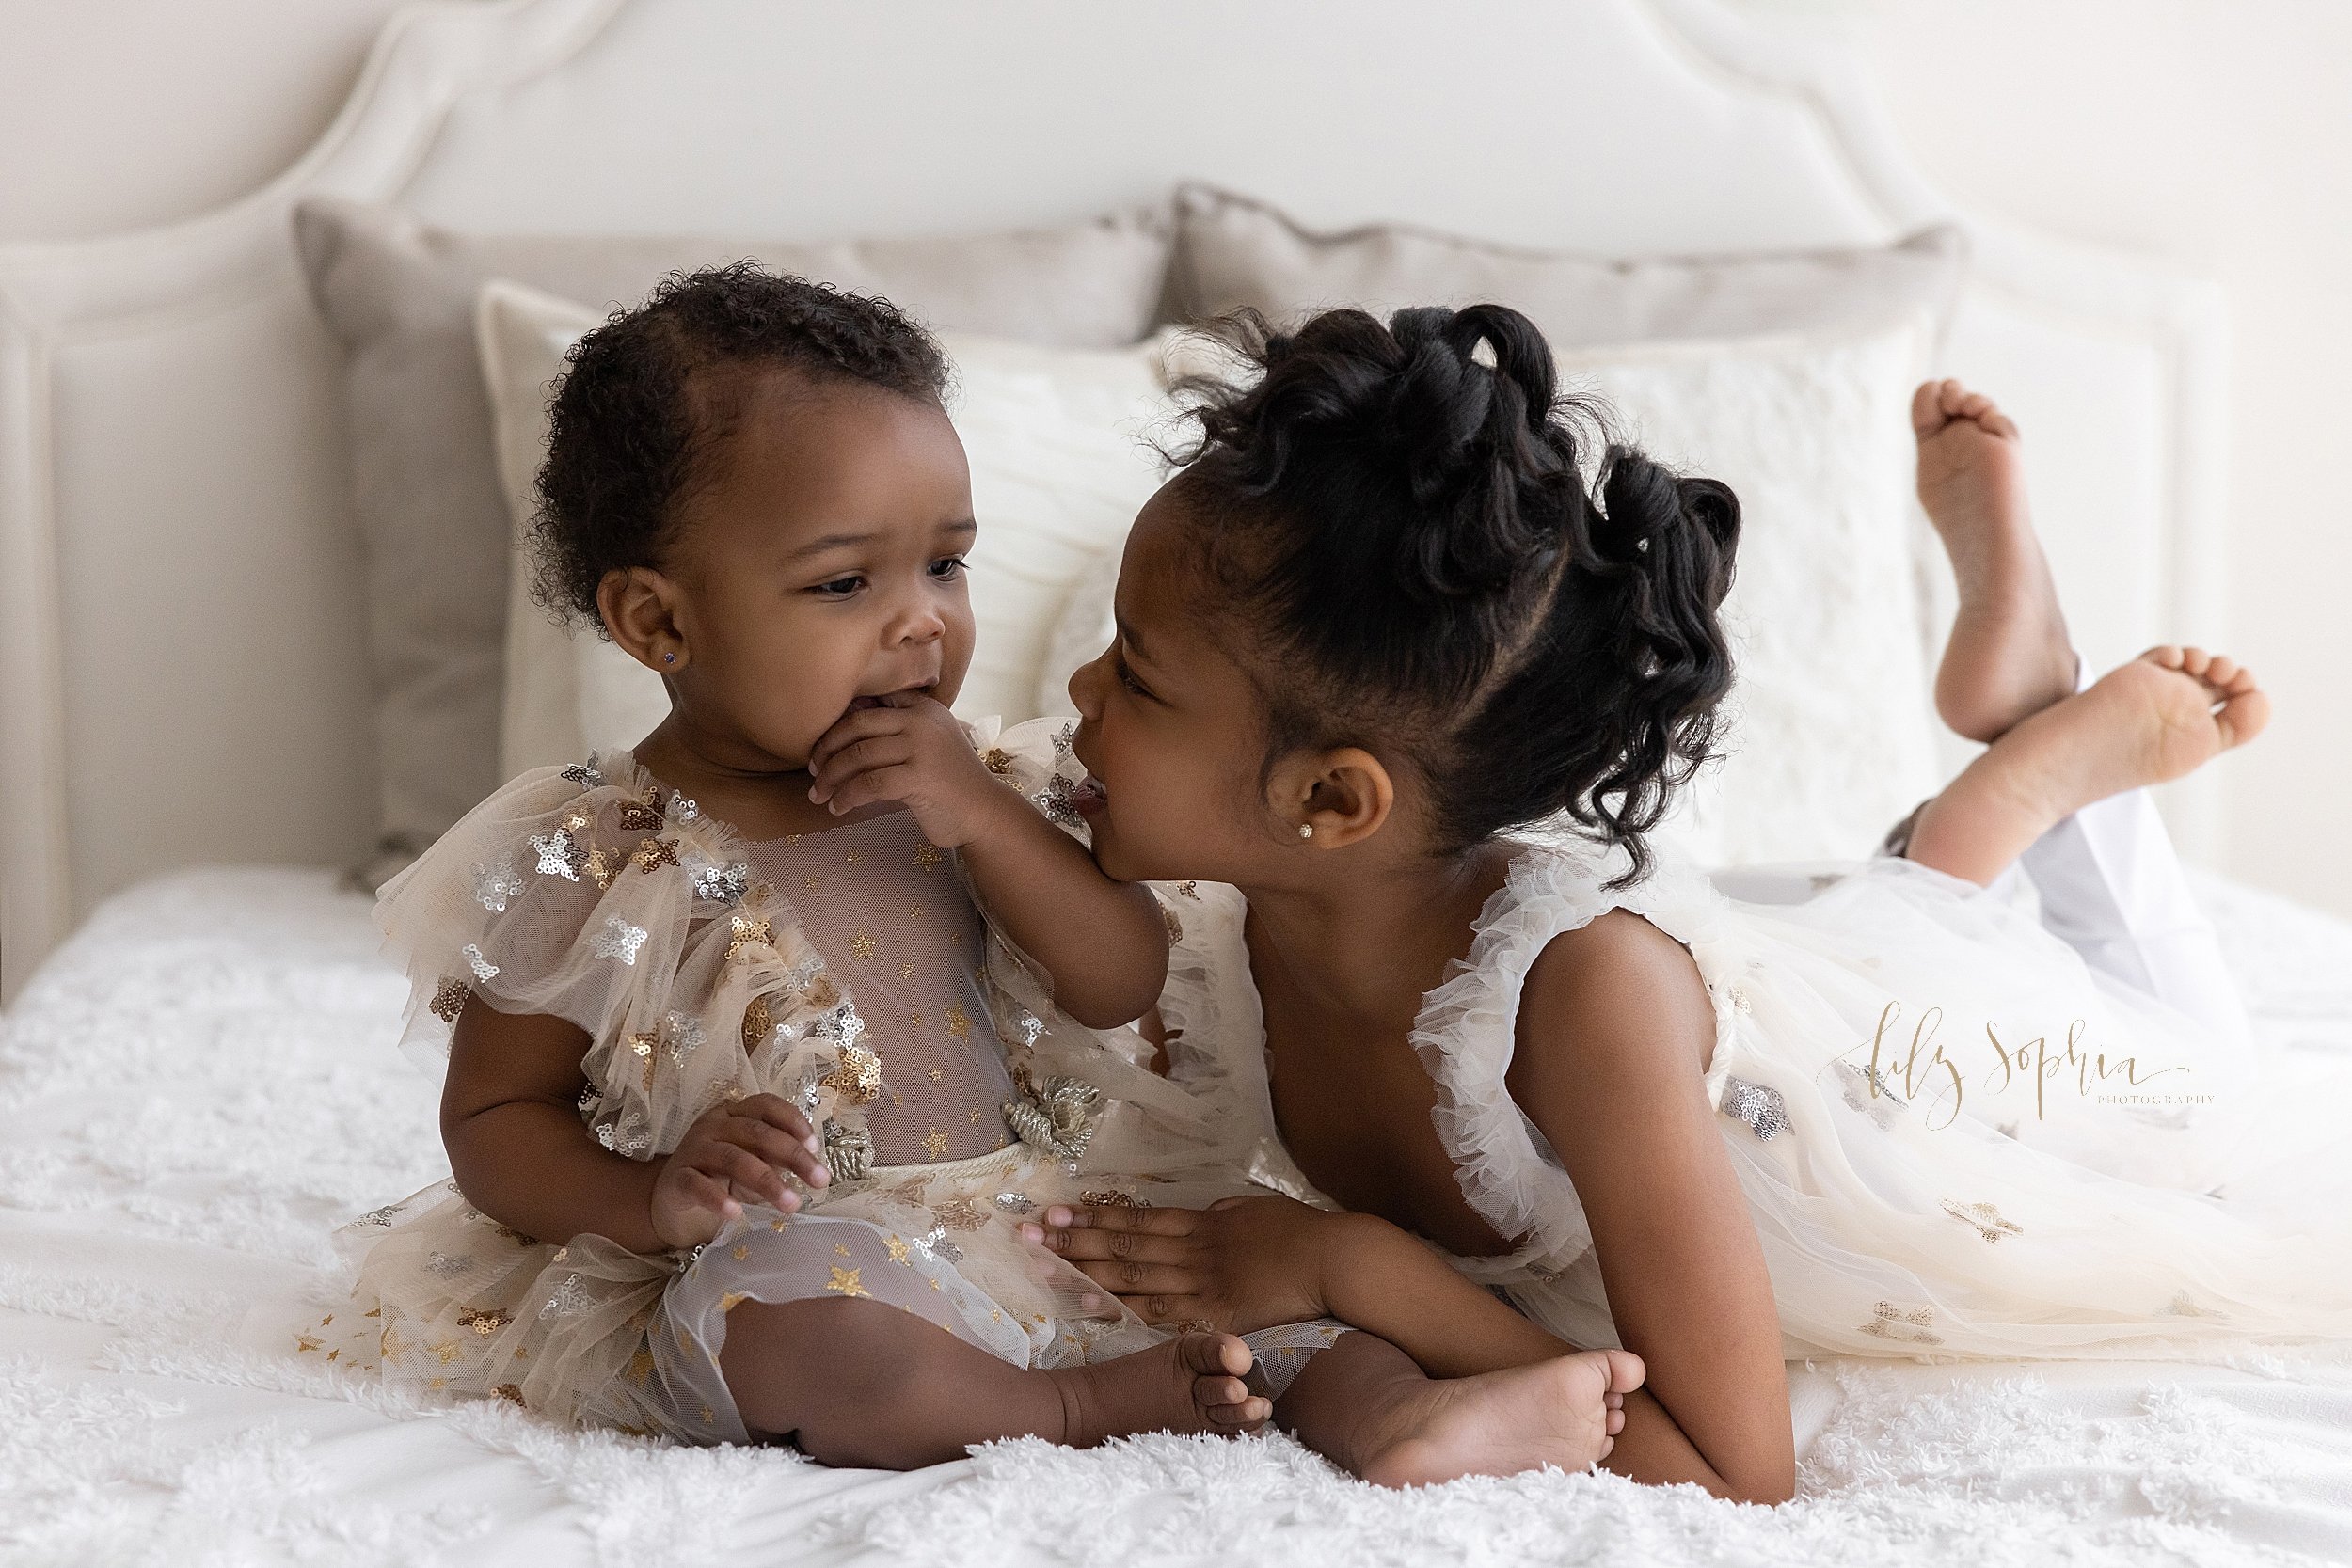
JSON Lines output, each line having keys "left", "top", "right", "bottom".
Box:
{"left": 373, "top": 752, "right": 852, "bottom": 1161}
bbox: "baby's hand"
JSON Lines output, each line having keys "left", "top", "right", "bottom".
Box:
{"left": 649, "top": 1093, "right": 830, "bottom": 1251}
{"left": 1024, "top": 1194, "right": 1340, "bottom": 1335}
{"left": 804, "top": 694, "right": 1011, "bottom": 848}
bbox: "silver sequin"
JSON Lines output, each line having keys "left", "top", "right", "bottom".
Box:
{"left": 461, "top": 943, "right": 500, "bottom": 983}
{"left": 1834, "top": 1060, "right": 1906, "bottom": 1130}
{"left": 561, "top": 762, "right": 605, "bottom": 788}
{"left": 914, "top": 1225, "right": 964, "bottom": 1263}
{"left": 1051, "top": 722, "right": 1075, "bottom": 756}
{"left": 660, "top": 1010, "right": 707, "bottom": 1065}
{"left": 666, "top": 793, "right": 702, "bottom": 824}
{"left": 689, "top": 860, "right": 751, "bottom": 904}
{"left": 354, "top": 1203, "right": 403, "bottom": 1227}
{"left": 425, "top": 1250, "right": 473, "bottom": 1278}
{"left": 593, "top": 914, "right": 649, "bottom": 965}
{"left": 1721, "top": 1076, "right": 1791, "bottom": 1141}
{"left": 532, "top": 829, "right": 584, "bottom": 881}
{"left": 993, "top": 1192, "right": 1037, "bottom": 1215}
{"left": 1031, "top": 775, "right": 1082, "bottom": 828}
{"left": 470, "top": 856, "right": 524, "bottom": 912}
{"left": 539, "top": 1273, "right": 596, "bottom": 1318}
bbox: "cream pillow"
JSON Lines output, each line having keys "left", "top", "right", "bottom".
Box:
{"left": 1038, "top": 320, "right": 1946, "bottom": 865}
{"left": 475, "top": 280, "right": 1180, "bottom": 778}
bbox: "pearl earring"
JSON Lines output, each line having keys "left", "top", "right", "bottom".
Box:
{"left": 1297, "top": 823, "right": 1313, "bottom": 840}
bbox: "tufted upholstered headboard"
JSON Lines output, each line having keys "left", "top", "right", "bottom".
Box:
{"left": 0, "top": 0, "right": 2226, "bottom": 998}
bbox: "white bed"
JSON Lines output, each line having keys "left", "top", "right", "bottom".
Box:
{"left": 5, "top": 2, "right": 2346, "bottom": 1562}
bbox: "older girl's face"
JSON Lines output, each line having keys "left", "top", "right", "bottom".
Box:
{"left": 1064, "top": 483, "right": 1298, "bottom": 885}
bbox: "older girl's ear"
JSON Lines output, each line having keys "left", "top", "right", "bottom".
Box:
{"left": 597, "top": 566, "right": 689, "bottom": 674}
{"left": 1270, "top": 746, "right": 1394, "bottom": 847}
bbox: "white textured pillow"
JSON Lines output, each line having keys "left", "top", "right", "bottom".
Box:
{"left": 475, "top": 280, "right": 1179, "bottom": 777}
{"left": 1038, "top": 321, "right": 1945, "bottom": 865}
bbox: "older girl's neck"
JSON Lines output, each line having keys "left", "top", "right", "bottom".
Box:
{"left": 1235, "top": 843, "right": 1514, "bottom": 1022}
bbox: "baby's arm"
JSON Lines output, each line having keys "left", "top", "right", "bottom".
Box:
{"left": 804, "top": 695, "right": 1166, "bottom": 1026}
{"left": 440, "top": 995, "right": 831, "bottom": 1254}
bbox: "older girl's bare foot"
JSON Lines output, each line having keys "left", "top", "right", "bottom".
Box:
{"left": 1358, "top": 1347, "right": 1645, "bottom": 1489}
{"left": 1056, "top": 1330, "right": 1268, "bottom": 1446}
{"left": 1905, "top": 645, "right": 2270, "bottom": 885}
{"left": 1914, "top": 379, "right": 2078, "bottom": 742}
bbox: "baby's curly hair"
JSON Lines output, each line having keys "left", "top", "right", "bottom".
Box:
{"left": 532, "top": 262, "right": 952, "bottom": 629}
{"left": 1168, "top": 304, "right": 1740, "bottom": 887}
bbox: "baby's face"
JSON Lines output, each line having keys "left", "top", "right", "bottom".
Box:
{"left": 655, "top": 374, "right": 977, "bottom": 770}
{"left": 1064, "top": 483, "right": 1296, "bottom": 884}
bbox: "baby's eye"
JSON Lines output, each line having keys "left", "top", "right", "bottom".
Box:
{"left": 810, "top": 575, "right": 865, "bottom": 598}
{"left": 930, "top": 555, "right": 969, "bottom": 581}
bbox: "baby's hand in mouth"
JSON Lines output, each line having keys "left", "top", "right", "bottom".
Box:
{"left": 803, "top": 689, "right": 1011, "bottom": 847}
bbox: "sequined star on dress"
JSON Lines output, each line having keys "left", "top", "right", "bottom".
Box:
{"left": 330, "top": 719, "right": 1344, "bottom": 1444}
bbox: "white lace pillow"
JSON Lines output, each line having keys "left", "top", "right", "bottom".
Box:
{"left": 474, "top": 279, "right": 1181, "bottom": 777}
{"left": 1037, "top": 319, "right": 1946, "bottom": 865}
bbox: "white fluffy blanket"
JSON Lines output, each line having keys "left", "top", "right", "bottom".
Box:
{"left": 5, "top": 868, "right": 2352, "bottom": 1567}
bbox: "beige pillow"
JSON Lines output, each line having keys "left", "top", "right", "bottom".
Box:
{"left": 1041, "top": 316, "right": 1946, "bottom": 866}
{"left": 476, "top": 281, "right": 1180, "bottom": 777}
{"left": 295, "top": 197, "right": 1175, "bottom": 867}
{"left": 1164, "top": 182, "right": 1963, "bottom": 350}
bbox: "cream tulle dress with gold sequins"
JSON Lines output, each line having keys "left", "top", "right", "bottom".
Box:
{"left": 1170, "top": 829, "right": 2352, "bottom": 1365}
{"left": 331, "top": 719, "right": 1340, "bottom": 1445}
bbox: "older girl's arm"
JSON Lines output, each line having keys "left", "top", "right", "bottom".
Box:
{"left": 1511, "top": 909, "right": 1797, "bottom": 1505}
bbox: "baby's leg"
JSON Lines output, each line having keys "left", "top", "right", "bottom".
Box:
{"left": 1271, "top": 1328, "right": 1641, "bottom": 1488}
{"left": 718, "top": 1297, "right": 1259, "bottom": 1467}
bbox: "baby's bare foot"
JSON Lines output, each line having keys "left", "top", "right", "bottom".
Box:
{"left": 1357, "top": 1348, "right": 1644, "bottom": 1489}
{"left": 1053, "top": 1331, "right": 1267, "bottom": 1447}
{"left": 1913, "top": 379, "right": 2078, "bottom": 742}
{"left": 1905, "top": 645, "right": 2270, "bottom": 885}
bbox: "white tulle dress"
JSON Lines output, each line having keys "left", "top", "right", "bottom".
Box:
{"left": 332, "top": 719, "right": 1340, "bottom": 1445}
{"left": 1162, "top": 832, "right": 2352, "bottom": 1362}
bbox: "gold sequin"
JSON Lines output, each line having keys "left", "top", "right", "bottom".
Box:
{"left": 1176, "top": 881, "right": 1199, "bottom": 898}
{"left": 719, "top": 1291, "right": 749, "bottom": 1312}
{"left": 430, "top": 1338, "right": 464, "bottom": 1366}
{"left": 935, "top": 1196, "right": 991, "bottom": 1230}
{"left": 724, "top": 914, "right": 774, "bottom": 964}
{"left": 819, "top": 1043, "right": 882, "bottom": 1104}
{"left": 457, "top": 1308, "right": 512, "bottom": 1337}
{"left": 849, "top": 929, "right": 877, "bottom": 960}
{"left": 826, "top": 1266, "right": 869, "bottom": 1299}
{"left": 945, "top": 1003, "right": 972, "bottom": 1040}
{"left": 804, "top": 974, "right": 840, "bottom": 1008}
{"left": 627, "top": 1350, "right": 654, "bottom": 1386}
{"left": 929, "top": 1067, "right": 944, "bottom": 1082}
{"left": 924, "top": 1127, "right": 949, "bottom": 1159}
{"left": 731, "top": 1243, "right": 750, "bottom": 1261}
{"left": 909, "top": 904, "right": 924, "bottom": 919}
{"left": 911, "top": 1012, "right": 924, "bottom": 1028}
{"left": 969, "top": 1108, "right": 983, "bottom": 1124}
{"left": 563, "top": 809, "right": 593, "bottom": 833}
{"left": 845, "top": 849, "right": 862, "bottom": 865}
{"left": 803, "top": 875, "right": 822, "bottom": 892}
{"left": 495, "top": 1384, "right": 526, "bottom": 1405}
{"left": 1858, "top": 1300, "right": 1944, "bottom": 1344}
{"left": 834, "top": 1243, "right": 851, "bottom": 1257}
{"left": 585, "top": 848, "right": 618, "bottom": 889}
{"left": 630, "top": 1030, "right": 659, "bottom": 1091}
{"left": 885, "top": 1234, "right": 912, "bottom": 1264}
{"left": 785, "top": 834, "right": 802, "bottom": 846}
{"left": 914, "top": 843, "right": 942, "bottom": 873}
{"left": 430, "top": 978, "right": 471, "bottom": 1023}
{"left": 898, "top": 961, "right": 914, "bottom": 980}
{"left": 617, "top": 791, "right": 664, "bottom": 832}
{"left": 631, "top": 836, "right": 679, "bottom": 873}
{"left": 295, "top": 1334, "right": 322, "bottom": 1354}
{"left": 1940, "top": 1198, "right": 2023, "bottom": 1244}
{"left": 740, "top": 994, "right": 773, "bottom": 1051}
{"left": 1162, "top": 907, "right": 1184, "bottom": 943}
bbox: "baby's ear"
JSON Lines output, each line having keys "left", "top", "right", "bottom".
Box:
{"left": 597, "top": 566, "right": 687, "bottom": 673}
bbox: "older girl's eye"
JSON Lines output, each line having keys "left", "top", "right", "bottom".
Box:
{"left": 810, "top": 575, "right": 865, "bottom": 598}
{"left": 930, "top": 555, "right": 969, "bottom": 581}
{"left": 1114, "top": 651, "right": 1152, "bottom": 699}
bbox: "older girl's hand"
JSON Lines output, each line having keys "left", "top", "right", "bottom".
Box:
{"left": 1022, "top": 1194, "right": 1352, "bottom": 1334}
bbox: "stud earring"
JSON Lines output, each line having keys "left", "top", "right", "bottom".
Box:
{"left": 1297, "top": 823, "right": 1313, "bottom": 840}
{"left": 663, "top": 652, "right": 677, "bottom": 666}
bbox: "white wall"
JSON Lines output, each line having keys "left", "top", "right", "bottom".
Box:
{"left": 2, "top": 0, "right": 2344, "bottom": 917}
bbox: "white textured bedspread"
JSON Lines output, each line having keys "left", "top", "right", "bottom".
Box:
{"left": 6, "top": 867, "right": 2352, "bottom": 1567}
